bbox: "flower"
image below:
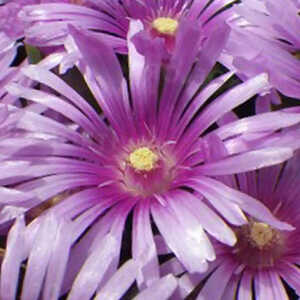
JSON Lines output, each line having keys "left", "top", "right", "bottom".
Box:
{"left": 220, "top": 0, "right": 300, "bottom": 98}
{"left": 176, "top": 152, "right": 300, "bottom": 299}
{"left": 0, "top": 214, "right": 178, "bottom": 299}
{"left": 1, "top": 25, "right": 299, "bottom": 294}
{"left": 20, "top": 0, "right": 233, "bottom": 54}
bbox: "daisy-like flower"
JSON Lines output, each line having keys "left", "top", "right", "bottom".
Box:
{"left": 1, "top": 24, "right": 299, "bottom": 295}
{"left": 0, "top": 214, "right": 178, "bottom": 299}
{"left": 20, "top": 0, "right": 233, "bottom": 54}
{"left": 221, "top": 0, "right": 300, "bottom": 98}
{"left": 174, "top": 152, "right": 300, "bottom": 299}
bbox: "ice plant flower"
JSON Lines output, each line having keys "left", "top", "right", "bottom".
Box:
{"left": 221, "top": 0, "right": 300, "bottom": 98}
{"left": 1, "top": 26, "right": 299, "bottom": 294}
{"left": 0, "top": 214, "right": 178, "bottom": 299}
{"left": 174, "top": 153, "right": 300, "bottom": 299}
{"left": 20, "top": 0, "right": 234, "bottom": 54}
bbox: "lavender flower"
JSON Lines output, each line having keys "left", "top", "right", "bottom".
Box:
{"left": 1, "top": 25, "right": 299, "bottom": 296}
{"left": 20, "top": 0, "right": 233, "bottom": 53}
{"left": 221, "top": 0, "right": 300, "bottom": 98}
{"left": 175, "top": 153, "right": 300, "bottom": 299}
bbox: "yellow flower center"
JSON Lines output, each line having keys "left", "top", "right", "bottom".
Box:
{"left": 129, "top": 147, "right": 158, "bottom": 171}
{"left": 152, "top": 17, "right": 179, "bottom": 35}
{"left": 250, "top": 222, "right": 274, "bottom": 249}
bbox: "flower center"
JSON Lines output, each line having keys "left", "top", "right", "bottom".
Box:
{"left": 152, "top": 17, "right": 178, "bottom": 36}
{"left": 233, "top": 221, "right": 285, "bottom": 268}
{"left": 119, "top": 143, "right": 179, "bottom": 197}
{"left": 129, "top": 147, "right": 158, "bottom": 172}
{"left": 250, "top": 222, "right": 274, "bottom": 249}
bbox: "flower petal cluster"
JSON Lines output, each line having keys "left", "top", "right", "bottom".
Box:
{"left": 1, "top": 20, "right": 300, "bottom": 298}
{"left": 0, "top": 1, "right": 300, "bottom": 299}
{"left": 0, "top": 215, "right": 178, "bottom": 300}
{"left": 20, "top": 0, "right": 232, "bottom": 53}
{"left": 221, "top": 0, "right": 300, "bottom": 98}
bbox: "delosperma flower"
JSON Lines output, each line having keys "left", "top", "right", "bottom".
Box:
{"left": 174, "top": 153, "right": 300, "bottom": 299}
{"left": 1, "top": 23, "right": 300, "bottom": 298}
{"left": 20, "top": 0, "right": 234, "bottom": 54}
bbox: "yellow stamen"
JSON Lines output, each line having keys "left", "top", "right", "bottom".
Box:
{"left": 129, "top": 147, "right": 158, "bottom": 171}
{"left": 152, "top": 17, "right": 178, "bottom": 35}
{"left": 250, "top": 222, "right": 273, "bottom": 249}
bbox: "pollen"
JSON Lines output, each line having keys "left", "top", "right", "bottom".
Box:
{"left": 152, "top": 17, "right": 178, "bottom": 35}
{"left": 250, "top": 222, "right": 274, "bottom": 249}
{"left": 129, "top": 147, "right": 158, "bottom": 171}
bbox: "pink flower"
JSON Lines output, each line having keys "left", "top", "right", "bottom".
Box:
{"left": 171, "top": 153, "right": 300, "bottom": 299}
{"left": 0, "top": 24, "right": 299, "bottom": 298}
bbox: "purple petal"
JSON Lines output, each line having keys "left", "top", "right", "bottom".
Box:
{"left": 0, "top": 217, "right": 26, "bottom": 300}
{"left": 133, "top": 274, "right": 177, "bottom": 300}
{"left": 187, "top": 176, "right": 293, "bottom": 230}
{"left": 94, "top": 260, "right": 138, "bottom": 300}
{"left": 67, "top": 234, "right": 118, "bottom": 300}
{"left": 132, "top": 200, "right": 159, "bottom": 289}
{"left": 21, "top": 214, "right": 59, "bottom": 300}
{"left": 237, "top": 271, "right": 253, "bottom": 300}
{"left": 42, "top": 219, "right": 74, "bottom": 300}
{"left": 195, "top": 147, "right": 293, "bottom": 176}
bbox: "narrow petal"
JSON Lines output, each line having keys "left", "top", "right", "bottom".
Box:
{"left": 69, "top": 26, "right": 131, "bottom": 136}
{"left": 133, "top": 274, "right": 177, "bottom": 300}
{"left": 197, "top": 261, "right": 237, "bottom": 300}
{"left": 42, "top": 220, "right": 74, "bottom": 300}
{"left": 215, "top": 111, "right": 300, "bottom": 140}
{"left": 195, "top": 147, "right": 293, "bottom": 176}
{"left": 132, "top": 200, "right": 159, "bottom": 289}
{"left": 94, "top": 260, "right": 138, "bottom": 300}
{"left": 21, "top": 65, "right": 108, "bottom": 135}
{"left": 237, "top": 271, "right": 253, "bottom": 300}
{"left": 277, "top": 262, "right": 300, "bottom": 294}
{"left": 165, "top": 191, "right": 216, "bottom": 262}
{"left": 187, "top": 176, "right": 293, "bottom": 230}
{"left": 67, "top": 234, "right": 118, "bottom": 300}
{"left": 222, "top": 277, "right": 239, "bottom": 300}
{"left": 151, "top": 200, "right": 208, "bottom": 273}
{"left": 0, "top": 217, "right": 26, "bottom": 300}
{"left": 21, "top": 214, "right": 59, "bottom": 300}
{"left": 254, "top": 271, "right": 274, "bottom": 300}
{"left": 180, "top": 73, "right": 269, "bottom": 148}
{"left": 269, "top": 272, "right": 289, "bottom": 300}
{"left": 176, "top": 191, "right": 237, "bottom": 246}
